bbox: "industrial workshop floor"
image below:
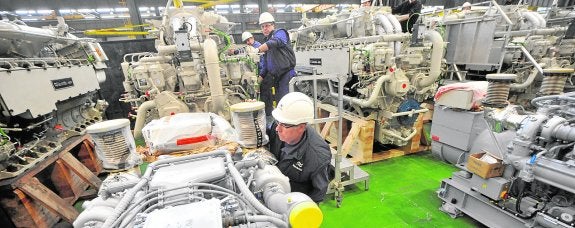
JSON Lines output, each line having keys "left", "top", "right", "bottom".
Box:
{"left": 319, "top": 152, "right": 485, "bottom": 227}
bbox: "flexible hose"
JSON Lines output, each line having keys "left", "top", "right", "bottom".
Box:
{"left": 102, "top": 150, "right": 230, "bottom": 227}
{"left": 531, "top": 94, "right": 575, "bottom": 108}
{"left": 247, "top": 215, "right": 288, "bottom": 228}
{"left": 227, "top": 162, "right": 284, "bottom": 219}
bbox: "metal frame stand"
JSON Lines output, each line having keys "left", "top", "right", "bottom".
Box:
{"left": 289, "top": 73, "right": 370, "bottom": 207}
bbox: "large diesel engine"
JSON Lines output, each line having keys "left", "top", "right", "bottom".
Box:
{"left": 120, "top": 3, "right": 260, "bottom": 139}
{"left": 73, "top": 150, "right": 322, "bottom": 228}
{"left": 0, "top": 17, "right": 108, "bottom": 179}
{"left": 292, "top": 6, "right": 444, "bottom": 146}
{"left": 437, "top": 92, "right": 575, "bottom": 227}
{"left": 427, "top": 1, "right": 575, "bottom": 106}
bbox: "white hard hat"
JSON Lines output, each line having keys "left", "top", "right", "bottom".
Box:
{"left": 361, "top": 0, "right": 371, "bottom": 3}
{"left": 241, "top": 31, "right": 253, "bottom": 42}
{"left": 272, "top": 92, "right": 314, "bottom": 125}
{"left": 462, "top": 2, "right": 471, "bottom": 7}
{"left": 259, "top": 12, "right": 275, "bottom": 25}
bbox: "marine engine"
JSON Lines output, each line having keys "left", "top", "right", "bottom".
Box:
{"left": 119, "top": 3, "right": 260, "bottom": 139}
{"left": 73, "top": 150, "right": 322, "bottom": 228}
{"left": 292, "top": 6, "right": 444, "bottom": 146}
{"left": 0, "top": 16, "right": 108, "bottom": 179}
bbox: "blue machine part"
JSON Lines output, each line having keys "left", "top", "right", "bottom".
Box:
{"left": 397, "top": 98, "right": 420, "bottom": 126}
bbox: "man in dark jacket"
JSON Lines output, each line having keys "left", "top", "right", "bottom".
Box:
{"left": 392, "top": 0, "right": 422, "bottom": 33}
{"left": 267, "top": 92, "right": 332, "bottom": 203}
{"left": 257, "top": 12, "right": 296, "bottom": 121}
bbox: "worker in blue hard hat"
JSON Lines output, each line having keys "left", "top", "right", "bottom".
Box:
{"left": 256, "top": 12, "right": 296, "bottom": 122}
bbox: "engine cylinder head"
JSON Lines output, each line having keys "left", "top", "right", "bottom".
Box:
{"left": 230, "top": 102, "right": 269, "bottom": 148}
{"left": 538, "top": 68, "right": 574, "bottom": 96}
{"left": 484, "top": 74, "right": 517, "bottom": 108}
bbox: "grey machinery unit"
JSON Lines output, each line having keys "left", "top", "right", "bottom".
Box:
{"left": 428, "top": 1, "right": 575, "bottom": 106}
{"left": 436, "top": 91, "right": 575, "bottom": 228}
{"left": 430, "top": 105, "right": 488, "bottom": 165}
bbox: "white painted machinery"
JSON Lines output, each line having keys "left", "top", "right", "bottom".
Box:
{"left": 0, "top": 16, "right": 108, "bottom": 179}
{"left": 120, "top": 1, "right": 260, "bottom": 139}
{"left": 292, "top": 6, "right": 444, "bottom": 146}
{"left": 73, "top": 150, "right": 323, "bottom": 228}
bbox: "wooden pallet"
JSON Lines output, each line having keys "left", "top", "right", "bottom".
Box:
{"left": 0, "top": 135, "right": 102, "bottom": 228}
{"left": 318, "top": 103, "right": 428, "bottom": 165}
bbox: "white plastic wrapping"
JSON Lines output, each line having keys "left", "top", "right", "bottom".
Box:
{"left": 142, "top": 113, "right": 237, "bottom": 154}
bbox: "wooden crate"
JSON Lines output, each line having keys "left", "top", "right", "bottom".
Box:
{"left": 318, "top": 103, "right": 428, "bottom": 165}
{"left": 0, "top": 135, "right": 102, "bottom": 228}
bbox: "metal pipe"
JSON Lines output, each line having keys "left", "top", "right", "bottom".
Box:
{"left": 157, "top": 45, "right": 177, "bottom": 55}
{"left": 204, "top": 38, "right": 226, "bottom": 115}
{"left": 246, "top": 215, "right": 288, "bottom": 228}
{"left": 102, "top": 150, "right": 231, "bottom": 228}
{"left": 73, "top": 206, "right": 115, "bottom": 227}
{"left": 294, "top": 14, "right": 362, "bottom": 33}
{"left": 306, "top": 33, "right": 411, "bottom": 49}
{"left": 133, "top": 100, "right": 156, "bottom": 139}
{"left": 494, "top": 27, "right": 566, "bottom": 37}
{"left": 452, "top": 64, "right": 464, "bottom": 81}
{"left": 226, "top": 162, "right": 284, "bottom": 219}
{"left": 390, "top": 107, "right": 429, "bottom": 117}
{"left": 416, "top": 30, "right": 444, "bottom": 89}
{"left": 138, "top": 56, "right": 172, "bottom": 63}
{"left": 384, "top": 13, "right": 403, "bottom": 56}
{"left": 380, "top": 127, "right": 418, "bottom": 142}
{"left": 533, "top": 11, "right": 547, "bottom": 28}
{"left": 329, "top": 74, "right": 391, "bottom": 108}
{"left": 534, "top": 157, "right": 575, "bottom": 194}
{"left": 375, "top": 14, "right": 393, "bottom": 35}
{"left": 506, "top": 46, "right": 544, "bottom": 75}
{"left": 531, "top": 94, "right": 575, "bottom": 108}
{"left": 522, "top": 11, "right": 541, "bottom": 28}
{"left": 492, "top": 0, "right": 513, "bottom": 25}
{"left": 159, "top": 0, "right": 174, "bottom": 45}
{"left": 510, "top": 67, "right": 543, "bottom": 90}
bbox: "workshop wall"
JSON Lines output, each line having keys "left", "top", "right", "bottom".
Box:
{"left": 99, "top": 39, "right": 157, "bottom": 120}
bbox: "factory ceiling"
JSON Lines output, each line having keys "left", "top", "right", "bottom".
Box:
{"left": 0, "top": 0, "right": 359, "bottom": 11}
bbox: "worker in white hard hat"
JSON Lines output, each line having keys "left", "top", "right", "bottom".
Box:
{"left": 267, "top": 92, "right": 332, "bottom": 203}
{"left": 462, "top": 2, "right": 472, "bottom": 12}
{"left": 242, "top": 31, "right": 259, "bottom": 46}
{"left": 360, "top": 0, "right": 372, "bottom": 7}
{"left": 229, "top": 31, "right": 262, "bottom": 55}
{"left": 257, "top": 12, "right": 296, "bottom": 121}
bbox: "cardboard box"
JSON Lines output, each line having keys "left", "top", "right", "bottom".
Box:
{"left": 466, "top": 152, "right": 504, "bottom": 179}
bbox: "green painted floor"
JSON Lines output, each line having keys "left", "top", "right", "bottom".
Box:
{"left": 319, "top": 152, "right": 484, "bottom": 228}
